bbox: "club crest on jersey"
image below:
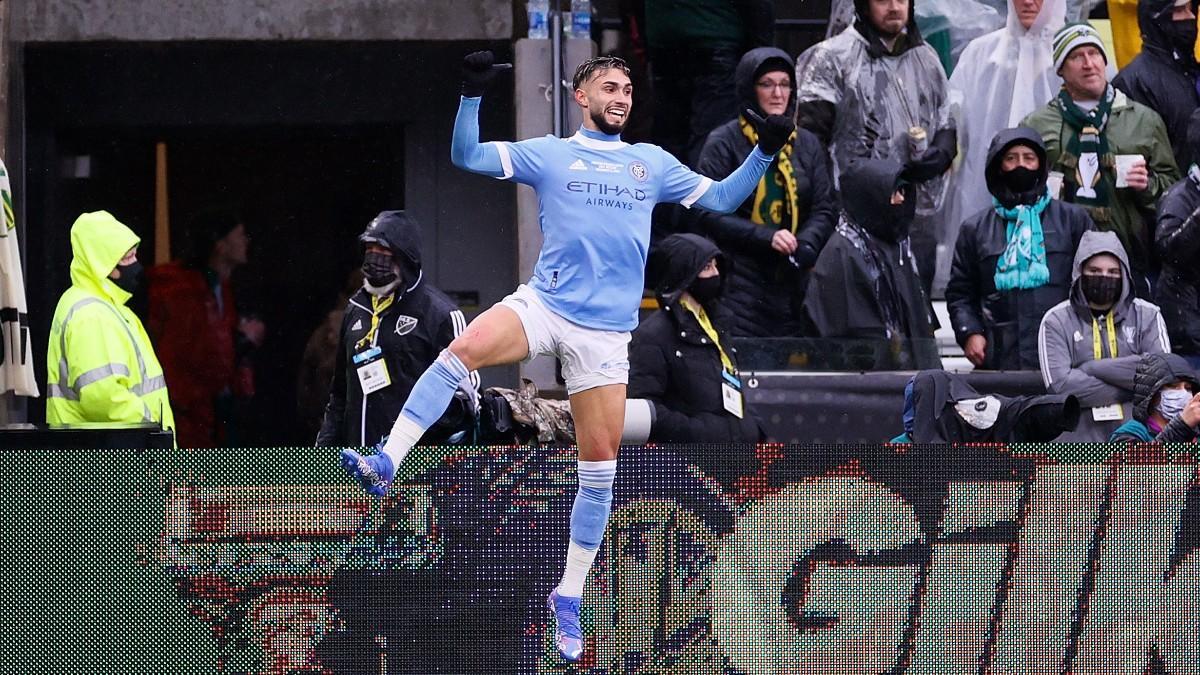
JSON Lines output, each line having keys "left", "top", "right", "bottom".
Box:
{"left": 394, "top": 315, "right": 419, "bottom": 336}
{"left": 628, "top": 161, "right": 649, "bottom": 183}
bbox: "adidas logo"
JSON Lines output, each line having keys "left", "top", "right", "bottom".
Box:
{"left": 352, "top": 319, "right": 363, "bottom": 330}
{"left": 568, "top": 159, "right": 588, "bottom": 171}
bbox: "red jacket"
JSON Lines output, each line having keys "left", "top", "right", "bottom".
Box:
{"left": 147, "top": 261, "right": 243, "bottom": 447}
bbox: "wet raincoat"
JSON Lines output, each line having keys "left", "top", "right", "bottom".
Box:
{"left": 943, "top": 0, "right": 1067, "bottom": 243}
{"left": 46, "top": 211, "right": 175, "bottom": 431}
{"left": 795, "top": 1, "right": 954, "bottom": 219}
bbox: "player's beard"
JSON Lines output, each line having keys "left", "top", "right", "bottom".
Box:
{"left": 589, "top": 105, "right": 628, "bottom": 136}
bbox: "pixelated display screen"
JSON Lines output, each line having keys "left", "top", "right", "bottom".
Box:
{"left": 2, "top": 444, "right": 1197, "bottom": 673}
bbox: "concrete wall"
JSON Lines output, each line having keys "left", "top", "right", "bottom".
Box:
{"left": 15, "top": 0, "right": 512, "bottom": 42}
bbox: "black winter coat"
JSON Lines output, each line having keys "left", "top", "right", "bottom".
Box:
{"left": 629, "top": 234, "right": 765, "bottom": 445}
{"left": 947, "top": 200, "right": 1091, "bottom": 369}
{"left": 693, "top": 47, "right": 837, "bottom": 337}
{"left": 316, "top": 285, "right": 473, "bottom": 448}
{"left": 945, "top": 128, "right": 1093, "bottom": 370}
{"left": 1155, "top": 172, "right": 1200, "bottom": 355}
{"left": 1112, "top": 0, "right": 1200, "bottom": 170}
{"left": 801, "top": 159, "right": 939, "bottom": 369}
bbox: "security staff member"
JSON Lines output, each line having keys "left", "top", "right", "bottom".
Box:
{"left": 316, "top": 210, "right": 478, "bottom": 448}
{"left": 46, "top": 211, "right": 175, "bottom": 432}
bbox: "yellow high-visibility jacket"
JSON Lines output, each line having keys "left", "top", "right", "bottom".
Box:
{"left": 46, "top": 211, "right": 175, "bottom": 433}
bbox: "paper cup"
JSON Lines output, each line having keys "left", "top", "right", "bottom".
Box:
{"left": 1114, "top": 154, "right": 1144, "bottom": 189}
{"left": 1047, "top": 171, "right": 1065, "bottom": 200}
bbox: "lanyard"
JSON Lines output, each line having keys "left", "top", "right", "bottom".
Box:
{"left": 679, "top": 296, "right": 736, "bottom": 375}
{"left": 355, "top": 294, "right": 395, "bottom": 351}
{"left": 1091, "top": 312, "right": 1118, "bottom": 360}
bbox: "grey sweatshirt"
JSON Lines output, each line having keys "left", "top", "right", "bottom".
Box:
{"left": 1037, "top": 231, "right": 1171, "bottom": 441}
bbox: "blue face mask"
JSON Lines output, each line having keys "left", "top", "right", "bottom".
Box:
{"left": 1156, "top": 387, "right": 1192, "bottom": 421}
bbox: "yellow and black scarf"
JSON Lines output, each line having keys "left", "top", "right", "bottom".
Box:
{"left": 739, "top": 114, "right": 799, "bottom": 233}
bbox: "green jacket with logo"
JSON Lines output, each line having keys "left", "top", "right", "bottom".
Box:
{"left": 1022, "top": 88, "right": 1179, "bottom": 277}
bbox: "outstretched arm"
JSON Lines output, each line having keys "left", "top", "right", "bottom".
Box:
{"left": 449, "top": 51, "right": 514, "bottom": 177}
{"left": 679, "top": 111, "right": 794, "bottom": 213}
{"left": 450, "top": 96, "right": 505, "bottom": 177}
{"left": 692, "top": 147, "right": 773, "bottom": 213}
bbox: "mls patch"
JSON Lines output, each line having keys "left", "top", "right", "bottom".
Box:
{"left": 394, "top": 315, "right": 419, "bottom": 336}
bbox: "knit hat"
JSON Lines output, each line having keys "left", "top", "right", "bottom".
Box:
{"left": 1052, "top": 22, "right": 1109, "bottom": 71}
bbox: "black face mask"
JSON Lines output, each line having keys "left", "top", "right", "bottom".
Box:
{"left": 688, "top": 275, "right": 722, "bottom": 305}
{"left": 1002, "top": 166, "right": 1041, "bottom": 194}
{"left": 362, "top": 251, "right": 398, "bottom": 287}
{"left": 112, "top": 260, "right": 143, "bottom": 295}
{"left": 881, "top": 185, "right": 917, "bottom": 242}
{"left": 1164, "top": 18, "right": 1199, "bottom": 60}
{"left": 1081, "top": 273, "right": 1122, "bottom": 307}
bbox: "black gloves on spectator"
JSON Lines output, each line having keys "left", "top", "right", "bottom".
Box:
{"left": 791, "top": 242, "right": 820, "bottom": 269}
{"left": 744, "top": 109, "right": 796, "bottom": 156}
{"left": 461, "top": 50, "right": 513, "bottom": 98}
{"left": 902, "top": 127, "right": 957, "bottom": 183}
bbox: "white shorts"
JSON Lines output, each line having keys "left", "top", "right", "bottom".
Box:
{"left": 499, "top": 284, "right": 630, "bottom": 395}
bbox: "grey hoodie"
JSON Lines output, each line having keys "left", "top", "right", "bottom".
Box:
{"left": 1037, "top": 231, "right": 1171, "bottom": 441}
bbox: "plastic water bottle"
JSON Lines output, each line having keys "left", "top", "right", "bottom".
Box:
{"left": 570, "top": 0, "right": 591, "bottom": 39}
{"left": 527, "top": 0, "right": 549, "bottom": 39}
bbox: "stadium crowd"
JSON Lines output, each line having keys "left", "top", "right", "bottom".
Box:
{"left": 41, "top": 0, "right": 1200, "bottom": 447}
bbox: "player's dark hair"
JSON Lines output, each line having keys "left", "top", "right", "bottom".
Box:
{"left": 571, "top": 56, "right": 631, "bottom": 91}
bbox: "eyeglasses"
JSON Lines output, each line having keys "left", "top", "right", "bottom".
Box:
{"left": 755, "top": 81, "right": 792, "bottom": 92}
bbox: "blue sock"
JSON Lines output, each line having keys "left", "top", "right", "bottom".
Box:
{"left": 558, "top": 459, "right": 617, "bottom": 596}
{"left": 381, "top": 349, "right": 470, "bottom": 464}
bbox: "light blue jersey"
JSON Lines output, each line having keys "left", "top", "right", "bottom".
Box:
{"left": 452, "top": 96, "right": 772, "bottom": 331}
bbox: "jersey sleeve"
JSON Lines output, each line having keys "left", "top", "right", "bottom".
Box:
{"left": 492, "top": 136, "right": 556, "bottom": 186}
{"left": 655, "top": 147, "right": 713, "bottom": 208}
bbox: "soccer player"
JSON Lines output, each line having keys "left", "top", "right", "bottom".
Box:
{"left": 340, "top": 50, "right": 793, "bottom": 662}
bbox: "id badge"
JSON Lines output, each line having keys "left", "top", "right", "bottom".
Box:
{"left": 1091, "top": 403, "right": 1123, "bottom": 422}
{"left": 721, "top": 370, "right": 744, "bottom": 419}
{"left": 353, "top": 346, "right": 392, "bottom": 395}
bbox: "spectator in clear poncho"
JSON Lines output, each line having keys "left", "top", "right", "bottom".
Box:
{"left": 795, "top": 0, "right": 956, "bottom": 298}
{"left": 942, "top": 0, "right": 1068, "bottom": 250}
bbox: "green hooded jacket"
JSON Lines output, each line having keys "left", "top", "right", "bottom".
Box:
{"left": 46, "top": 211, "right": 175, "bottom": 433}
{"left": 1022, "top": 87, "right": 1180, "bottom": 277}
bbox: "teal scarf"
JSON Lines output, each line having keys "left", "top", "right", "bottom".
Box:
{"left": 993, "top": 188, "right": 1052, "bottom": 291}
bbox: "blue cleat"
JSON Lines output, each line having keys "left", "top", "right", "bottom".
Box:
{"left": 339, "top": 448, "right": 395, "bottom": 497}
{"left": 547, "top": 589, "right": 584, "bottom": 662}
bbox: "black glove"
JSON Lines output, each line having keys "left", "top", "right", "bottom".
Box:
{"left": 744, "top": 109, "right": 795, "bottom": 155}
{"left": 790, "top": 242, "right": 819, "bottom": 269}
{"left": 902, "top": 127, "right": 957, "bottom": 182}
{"left": 461, "top": 51, "right": 513, "bottom": 98}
